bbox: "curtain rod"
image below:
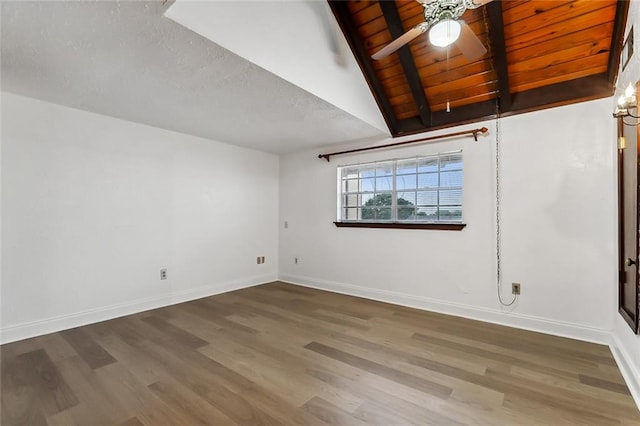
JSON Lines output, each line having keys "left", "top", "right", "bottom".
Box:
{"left": 318, "top": 127, "right": 488, "bottom": 162}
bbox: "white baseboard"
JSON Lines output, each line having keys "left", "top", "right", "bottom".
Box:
{"left": 0, "top": 273, "right": 276, "bottom": 344}
{"left": 278, "top": 273, "right": 611, "bottom": 345}
{"left": 611, "top": 333, "right": 640, "bottom": 410}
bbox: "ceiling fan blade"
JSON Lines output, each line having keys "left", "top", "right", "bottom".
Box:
{"left": 455, "top": 21, "right": 487, "bottom": 61}
{"left": 371, "top": 24, "right": 428, "bottom": 60}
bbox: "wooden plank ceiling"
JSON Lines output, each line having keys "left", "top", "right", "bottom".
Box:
{"left": 329, "top": 0, "right": 629, "bottom": 136}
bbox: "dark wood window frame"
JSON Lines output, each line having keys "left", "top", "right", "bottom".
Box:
{"left": 334, "top": 222, "right": 466, "bottom": 231}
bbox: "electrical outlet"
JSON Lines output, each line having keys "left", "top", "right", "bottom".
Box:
{"left": 160, "top": 268, "right": 167, "bottom": 280}
{"left": 257, "top": 256, "right": 261, "bottom": 264}
{"left": 261, "top": 256, "right": 265, "bottom": 264}
{"left": 294, "top": 257, "right": 299, "bottom": 265}
{"left": 284, "top": 221, "right": 289, "bottom": 229}
{"left": 512, "top": 283, "right": 521, "bottom": 295}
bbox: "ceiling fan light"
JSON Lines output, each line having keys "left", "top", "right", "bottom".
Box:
{"left": 428, "top": 19, "right": 461, "bottom": 47}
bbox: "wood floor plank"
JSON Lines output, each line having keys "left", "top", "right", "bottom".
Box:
{"left": 305, "top": 341, "right": 453, "bottom": 399}
{"left": 302, "top": 396, "right": 370, "bottom": 426}
{"left": 1, "top": 350, "right": 49, "bottom": 425}
{"left": 215, "top": 329, "right": 366, "bottom": 413}
{"left": 579, "top": 373, "right": 633, "bottom": 395}
{"left": 307, "top": 366, "right": 467, "bottom": 426}
{"left": 116, "top": 324, "right": 287, "bottom": 424}
{"left": 511, "top": 366, "right": 637, "bottom": 406}
{"left": 314, "top": 333, "right": 508, "bottom": 409}
{"left": 147, "top": 379, "right": 235, "bottom": 425}
{"left": 501, "top": 391, "right": 622, "bottom": 426}
{"left": 84, "top": 328, "right": 165, "bottom": 386}
{"left": 197, "top": 342, "right": 313, "bottom": 407}
{"left": 177, "top": 299, "right": 259, "bottom": 336}
{"left": 93, "top": 361, "right": 186, "bottom": 425}
{"left": 412, "top": 328, "right": 608, "bottom": 380}
{"left": 20, "top": 349, "right": 79, "bottom": 416}
{"left": 140, "top": 315, "right": 208, "bottom": 349}
{"left": 1, "top": 281, "right": 638, "bottom": 425}
{"left": 117, "top": 417, "right": 144, "bottom": 426}
{"left": 50, "top": 355, "right": 128, "bottom": 425}
{"left": 59, "top": 327, "right": 117, "bottom": 370}
{"left": 485, "top": 367, "right": 640, "bottom": 421}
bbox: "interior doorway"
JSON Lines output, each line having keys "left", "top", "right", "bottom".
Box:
{"left": 618, "top": 80, "right": 640, "bottom": 333}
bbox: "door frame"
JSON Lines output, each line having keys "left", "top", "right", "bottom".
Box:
{"left": 617, "top": 80, "right": 640, "bottom": 333}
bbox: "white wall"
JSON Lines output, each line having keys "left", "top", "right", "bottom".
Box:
{"left": 611, "top": 0, "right": 640, "bottom": 407}
{"left": 1, "top": 92, "right": 279, "bottom": 343}
{"left": 279, "top": 98, "right": 616, "bottom": 343}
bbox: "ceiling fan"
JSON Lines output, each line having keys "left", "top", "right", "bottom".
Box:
{"left": 371, "top": 0, "right": 493, "bottom": 61}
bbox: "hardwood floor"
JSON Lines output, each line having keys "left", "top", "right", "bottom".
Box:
{"left": 2, "top": 281, "right": 639, "bottom": 425}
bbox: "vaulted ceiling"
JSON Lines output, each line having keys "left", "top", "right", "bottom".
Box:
{"left": 1, "top": 1, "right": 384, "bottom": 154}
{"left": 329, "top": 0, "right": 630, "bottom": 136}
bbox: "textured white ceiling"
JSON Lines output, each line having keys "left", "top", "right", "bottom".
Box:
{"left": 165, "top": 0, "right": 388, "bottom": 133}
{"left": 1, "top": 1, "right": 385, "bottom": 154}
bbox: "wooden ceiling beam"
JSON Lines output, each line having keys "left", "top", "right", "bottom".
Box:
{"left": 378, "top": 1, "right": 432, "bottom": 127}
{"left": 394, "top": 71, "right": 613, "bottom": 136}
{"left": 509, "top": 73, "right": 613, "bottom": 114}
{"left": 486, "top": 1, "right": 511, "bottom": 112}
{"left": 393, "top": 99, "right": 497, "bottom": 136}
{"left": 328, "top": 1, "right": 398, "bottom": 134}
{"left": 607, "top": 0, "right": 630, "bottom": 84}
{"left": 431, "top": 100, "right": 497, "bottom": 127}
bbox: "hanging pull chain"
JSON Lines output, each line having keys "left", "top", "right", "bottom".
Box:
{"left": 495, "top": 100, "right": 516, "bottom": 306}
{"left": 482, "top": 4, "right": 515, "bottom": 306}
{"left": 446, "top": 45, "right": 451, "bottom": 113}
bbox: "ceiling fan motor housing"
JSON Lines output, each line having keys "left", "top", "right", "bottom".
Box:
{"left": 423, "top": 0, "right": 484, "bottom": 25}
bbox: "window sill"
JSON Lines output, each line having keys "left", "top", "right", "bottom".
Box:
{"left": 333, "top": 221, "right": 466, "bottom": 231}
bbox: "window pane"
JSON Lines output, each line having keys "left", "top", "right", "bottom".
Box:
{"left": 375, "top": 163, "right": 393, "bottom": 176}
{"left": 397, "top": 191, "right": 416, "bottom": 205}
{"left": 376, "top": 176, "right": 392, "bottom": 192}
{"left": 417, "top": 172, "right": 438, "bottom": 189}
{"left": 397, "top": 206, "right": 416, "bottom": 221}
{"left": 374, "top": 207, "right": 392, "bottom": 221}
{"left": 397, "top": 174, "right": 417, "bottom": 190}
{"left": 417, "top": 206, "right": 437, "bottom": 220}
{"left": 439, "top": 189, "right": 462, "bottom": 205}
{"left": 417, "top": 190, "right": 438, "bottom": 206}
{"left": 343, "top": 179, "right": 359, "bottom": 193}
{"left": 362, "top": 206, "right": 392, "bottom": 221}
{"left": 440, "top": 153, "right": 462, "bottom": 171}
{"left": 361, "top": 193, "right": 374, "bottom": 204}
{"left": 361, "top": 167, "right": 376, "bottom": 178}
{"left": 418, "top": 157, "right": 438, "bottom": 173}
{"left": 372, "top": 192, "right": 393, "bottom": 206}
{"left": 361, "top": 206, "right": 374, "bottom": 220}
{"left": 342, "top": 167, "right": 359, "bottom": 179}
{"left": 361, "top": 178, "right": 375, "bottom": 192}
{"left": 343, "top": 207, "right": 360, "bottom": 220}
{"left": 397, "top": 159, "right": 417, "bottom": 175}
{"left": 343, "top": 194, "right": 360, "bottom": 207}
{"left": 439, "top": 206, "right": 462, "bottom": 221}
{"left": 440, "top": 170, "right": 463, "bottom": 187}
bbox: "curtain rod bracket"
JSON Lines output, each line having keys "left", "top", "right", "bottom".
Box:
{"left": 318, "top": 127, "right": 489, "bottom": 161}
{"left": 473, "top": 127, "right": 489, "bottom": 141}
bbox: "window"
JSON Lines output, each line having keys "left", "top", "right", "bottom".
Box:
{"left": 337, "top": 151, "right": 463, "bottom": 224}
